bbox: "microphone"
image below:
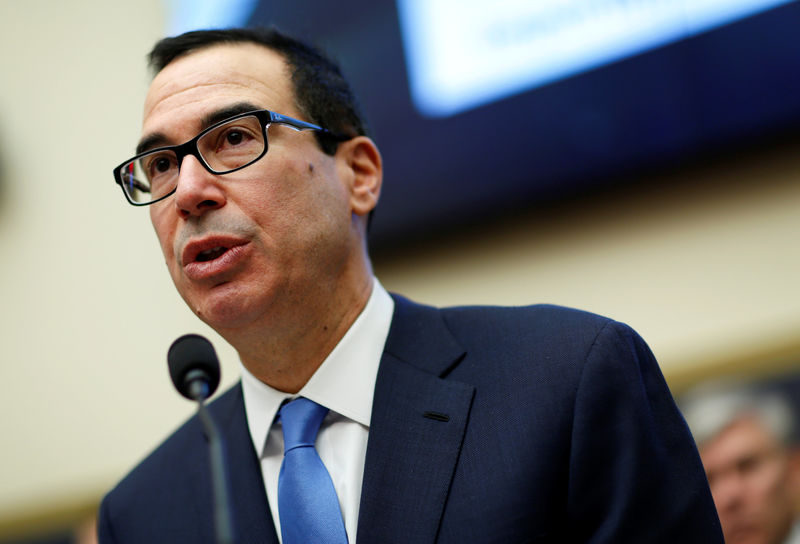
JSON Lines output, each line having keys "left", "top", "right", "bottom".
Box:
{"left": 167, "top": 334, "right": 234, "bottom": 544}
{"left": 168, "top": 333, "right": 221, "bottom": 401}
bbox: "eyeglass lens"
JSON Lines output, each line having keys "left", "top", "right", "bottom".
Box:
{"left": 120, "top": 114, "right": 266, "bottom": 204}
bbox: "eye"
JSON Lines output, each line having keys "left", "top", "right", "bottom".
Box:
{"left": 143, "top": 152, "right": 178, "bottom": 180}
{"left": 153, "top": 157, "right": 173, "bottom": 172}
{"left": 225, "top": 130, "right": 244, "bottom": 147}
{"left": 216, "top": 126, "right": 256, "bottom": 151}
{"left": 197, "top": 115, "right": 264, "bottom": 171}
{"left": 737, "top": 454, "right": 761, "bottom": 474}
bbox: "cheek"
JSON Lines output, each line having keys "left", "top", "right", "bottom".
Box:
{"left": 255, "top": 158, "right": 343, "bottom": 226}
{"left": 149, "top": 207, "right": 178, "bottom": 263}
{"left": 751, "top": 463, "right": 788, "bottom": 504}
{"left": 246, "top": 155, "right": 307, "bottom": 207}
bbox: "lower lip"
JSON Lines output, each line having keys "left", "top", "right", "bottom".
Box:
{"left": 183, "top": 243, "right": 250, "bottom": 281}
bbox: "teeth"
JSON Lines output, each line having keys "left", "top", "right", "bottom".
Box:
{"left": 196, "top": 246, "right": 227, "bottom": 262}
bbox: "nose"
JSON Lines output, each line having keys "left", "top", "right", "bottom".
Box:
{"left": 711, "top": 472, "right": 745, "bottom": 514}
{"left": 173, "top": 155, "right": 226, "bottom": 218}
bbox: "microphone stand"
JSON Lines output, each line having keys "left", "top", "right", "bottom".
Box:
{"left": 189, "top": 377, "right": 234, "bottom": 544}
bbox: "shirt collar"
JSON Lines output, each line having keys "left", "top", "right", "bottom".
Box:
{"left": 240, "top": 278, "right": 394, "bottom": 456}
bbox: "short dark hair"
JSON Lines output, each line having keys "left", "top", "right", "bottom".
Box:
{"left": 148, "top": 27, "right": 369, "bottom": 155}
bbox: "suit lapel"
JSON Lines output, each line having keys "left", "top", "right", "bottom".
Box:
{"left": 212, "top": 384, "right": 280, "bottom": 544}
{"left": 357, "top": 295, "right": 475, "bottom": 544}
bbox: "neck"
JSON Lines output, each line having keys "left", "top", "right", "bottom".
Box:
{"left": 221, "top": 270, "right": 374, "bottom": 393}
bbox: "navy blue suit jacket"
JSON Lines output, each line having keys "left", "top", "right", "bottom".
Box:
{"left": 98, "top": 295, "right": 723, "bottom": 543}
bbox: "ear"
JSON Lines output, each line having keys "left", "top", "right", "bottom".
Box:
{"left": 788, "top": 447, "right": 800, "bottom": 496}
{"left": 338, "top": 136, "right": 382, "bottom": 217}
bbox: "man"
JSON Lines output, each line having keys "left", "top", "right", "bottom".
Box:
{"left": 682, "top": 383, "right": 800, "bottom": 544}
{"left": 99, "top": 27, "right": 723, "bottom": 543}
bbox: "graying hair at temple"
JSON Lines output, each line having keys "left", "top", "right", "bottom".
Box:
{"left": 680, "top": 381, "right": 798, "bottom": 448}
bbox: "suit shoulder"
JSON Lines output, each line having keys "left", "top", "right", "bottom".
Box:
{"left": 437, "top": 302, "right": 654, "bottom": 386}
{"left": 101, "top": 384, "right": 242, "bottom": 510}
{"left": 440, "top": 302, "right": 623, "bottom": 345}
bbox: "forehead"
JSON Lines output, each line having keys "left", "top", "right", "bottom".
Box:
{"left": 142, "top": 43, "right": 297, "bottom": 137}
{"left": 701, "top": 417, "right": 778, "bottom": 464}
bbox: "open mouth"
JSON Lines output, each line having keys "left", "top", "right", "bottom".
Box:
{"left": 181, "top": 236, "right": 250, "bottom": 279}
{"left": 195, "top": 246, "right": 228, "bottom": 262}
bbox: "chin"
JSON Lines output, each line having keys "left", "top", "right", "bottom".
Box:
{"left": 191, "top": 284, "right": 272, "bottom": 330}
{"left": 194, "top": 300, "right": 259, "bottom": 330}
{"left": 723, "top": 530, "right": 766, "bottom": 544}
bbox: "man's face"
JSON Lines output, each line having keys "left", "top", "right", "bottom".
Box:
{"left": 700, "top": 416, "right": 800, "bottom": 544}
{"left": 141, "top": 43, "right": 364, "bottom": 335}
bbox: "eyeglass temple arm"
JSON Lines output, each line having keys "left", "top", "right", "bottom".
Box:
{"left": 269, "top": 111, "right": 322, "bottom": 131}
{"left": 269, "top": 111, "right": 350, "bottom": 141}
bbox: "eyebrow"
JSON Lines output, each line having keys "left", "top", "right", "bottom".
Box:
{"left": 135, "top": 101, "right": 264, "bottom": 155}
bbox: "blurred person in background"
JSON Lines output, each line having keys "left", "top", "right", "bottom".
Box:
{"left": 682, "top": 382, "right": 800, "bottom": 544}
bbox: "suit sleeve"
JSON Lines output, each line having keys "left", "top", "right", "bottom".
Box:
{"left": 96, "top": 495, "right": 117, "bottom": 544}
{"left": 565, "top": 321, "right": 723, "bottom": 543}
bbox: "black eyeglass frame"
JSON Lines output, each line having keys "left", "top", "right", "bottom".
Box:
{"left": 113, "top": 109, "right": 346, "bottom": 206}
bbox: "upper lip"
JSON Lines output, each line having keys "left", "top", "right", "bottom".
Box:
{"left": 181, "top": 235, "right": 249, "bottom": 266}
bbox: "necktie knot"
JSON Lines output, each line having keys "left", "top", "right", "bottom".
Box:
{"left": 279, "top": 397, "right": 329, "bottom": 454}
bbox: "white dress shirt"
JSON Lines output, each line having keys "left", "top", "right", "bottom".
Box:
{"left": 239, "top": 278, "right": 394, "bottom": 544}
{"left": 786, "top": 520, "right": 800, "bottom": 544}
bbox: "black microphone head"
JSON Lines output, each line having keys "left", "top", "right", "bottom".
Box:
{"left": 168, "top": 334, "right": 221, "bottom": 401}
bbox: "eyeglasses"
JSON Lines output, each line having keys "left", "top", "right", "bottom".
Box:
{"left": 113, "top": 109, "right": 341, "bottom": 206}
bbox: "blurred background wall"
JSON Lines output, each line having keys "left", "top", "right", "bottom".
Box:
{"left": 0, "top": 0, "right": 797, "bottom": 541}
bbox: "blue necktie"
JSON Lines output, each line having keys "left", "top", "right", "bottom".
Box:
{"left": 278, "top": 397, "right": 348, "bottom": 544}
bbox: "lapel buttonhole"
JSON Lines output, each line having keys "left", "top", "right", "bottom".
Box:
{"left": 423, "top": 411, "right": 450, "bottom": 422}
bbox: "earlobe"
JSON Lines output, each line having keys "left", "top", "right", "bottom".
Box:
{"left": 343, "top": 136, "right": 382, "bottom": 217}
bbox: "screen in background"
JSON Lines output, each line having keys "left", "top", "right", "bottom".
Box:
{"left": 165, "top": 0, "right": 257, "bottom": 36}
{"left": 397, "top": 0, "right": 793, "bottom": 117}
